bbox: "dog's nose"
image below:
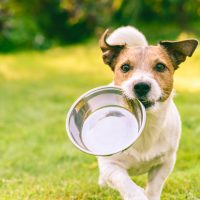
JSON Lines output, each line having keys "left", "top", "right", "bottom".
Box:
{"left": 134, "top": 82, "right": 151, "bottom": 97}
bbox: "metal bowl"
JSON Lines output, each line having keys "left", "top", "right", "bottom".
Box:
{"left": 66, "top": 86, "right": 146, "bottom": 156}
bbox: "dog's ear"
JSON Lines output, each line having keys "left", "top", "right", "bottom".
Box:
{"left": 99, "top": 29, "right": 125, "bottom": 70}
{"left": 160, "top": 39, "right": 198, "bottom": 70}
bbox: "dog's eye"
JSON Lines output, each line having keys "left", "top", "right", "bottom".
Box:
{"left": 155, "top": 63, "right": 166, "bottom": 72}
{"left": 121, "top": 64, "right": 130, "bottom": 73}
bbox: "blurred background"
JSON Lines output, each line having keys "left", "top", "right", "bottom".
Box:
{"left": 1, "top": 0, "right": 200, "bottom": 51}
{"left": 0, "top": 0, "right": 200, "bottom": 199}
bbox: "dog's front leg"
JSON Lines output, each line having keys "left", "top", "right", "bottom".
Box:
{"left": 98, "top": 161, "right": 149, "bottom": 200}
{"left": 145, "top": 154, "right": 176, "bottom": 200}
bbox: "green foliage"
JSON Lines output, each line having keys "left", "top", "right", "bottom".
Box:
{"left": 0, "top": 0, "right": 200, "bottom": 51}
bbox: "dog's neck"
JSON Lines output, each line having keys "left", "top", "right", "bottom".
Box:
{"left": 131, "top": 91, "right": 175, "bottom": 154}
{"left": 146, "top": 90, "right": 175, "bottom": 118}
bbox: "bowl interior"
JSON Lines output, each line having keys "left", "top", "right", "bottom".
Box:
{"left": 66, "top": 86, "right": 146, "bottom": 156}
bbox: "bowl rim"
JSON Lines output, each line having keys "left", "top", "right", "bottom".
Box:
{"left": 66, "top": 85, "right": 146, "bottom": 156}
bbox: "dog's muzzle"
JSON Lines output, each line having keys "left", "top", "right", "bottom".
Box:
{"left": 133, "top": 82, "right": 151, "bottom": 97}
{"left": 132, "top": 82, "right": 154, "bottom": 108}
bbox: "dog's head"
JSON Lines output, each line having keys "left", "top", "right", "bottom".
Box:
{"left": 99, "top": 28, "right": 198, "bottom": 111}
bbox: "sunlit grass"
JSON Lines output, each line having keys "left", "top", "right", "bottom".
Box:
{"left": 174, "top": 42, "right": 200, "bottom": 91}
{"left": 0, "top": 40, "right": 200, "bottom": 199}
{"left": 1, "top": 40, "right": 200, "bottom": 91}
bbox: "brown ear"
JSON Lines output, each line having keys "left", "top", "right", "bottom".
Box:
{"left": 99, "top": 29, "right": 125, "bottom": 70}
{"left": 160, "top": 39, "right": 198, "bottom": 70}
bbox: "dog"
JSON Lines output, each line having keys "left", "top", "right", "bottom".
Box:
{"left": 97, "top": 26, "right": 198, "bottom": 200}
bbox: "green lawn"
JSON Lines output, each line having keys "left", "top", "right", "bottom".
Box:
{"left": 0, "top": 41, "right": 200, "bottom": 200}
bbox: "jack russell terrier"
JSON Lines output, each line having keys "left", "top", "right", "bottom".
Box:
{"left": 97, "top": 26, "right": 198, "bottom": 200}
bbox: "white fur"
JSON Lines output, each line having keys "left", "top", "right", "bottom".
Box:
{"left": 106, "top": 26, "right": 148, "bottom": 47}
{"left": 97, "top": 26, "right": 182, "bottom": 200}
{"left": 122, "top": 71, "right": 162, "bottom": 102}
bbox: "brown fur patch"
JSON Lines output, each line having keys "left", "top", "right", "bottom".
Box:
{"left": 113, "top": 45, "right": 175, "bottom": 101}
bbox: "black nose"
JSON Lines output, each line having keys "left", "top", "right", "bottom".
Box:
{"left": 134, "top": 82, "right": 151, "bottom": 97}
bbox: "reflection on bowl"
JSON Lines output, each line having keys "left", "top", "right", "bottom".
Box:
{"left": 66, "top": 86, "right": 146, "bottom": 156}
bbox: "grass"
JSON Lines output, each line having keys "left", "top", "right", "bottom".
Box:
{"left": 0, "top": 38, "right": 200, "bottom": 200}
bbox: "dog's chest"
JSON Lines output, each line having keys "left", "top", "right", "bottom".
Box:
{"left": 127, "top": 144, "right": 167, "bottom": 175}
{"left": 113, "top": 137, "right": 167, "bottom": 175}
{"left": 100, "top": 99, "right": 181, "bottom": 175}
{"left": 128, "top": 154, "right": 164, "bottom": 175}
{"left": 111, "top": 116, "right": 172, "bottom": 174}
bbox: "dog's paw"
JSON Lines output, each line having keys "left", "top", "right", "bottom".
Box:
{"left": 145, "top": 189, "right": 160, "bottom": 200}
{"left": 98, "top": 176, "right": 106, "bottom": 187}
{"left": 146, "top": 195, "right": 160, "bottom": 200}
{"left": 124, "top": 194, "right": 149, "bottom": 200}
{"left": 124, "top": 190, "right": 149, "bottom": 200}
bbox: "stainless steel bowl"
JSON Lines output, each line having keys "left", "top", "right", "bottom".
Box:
{"left": 66, "top": 86, "right": 146, "bottom": 156}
